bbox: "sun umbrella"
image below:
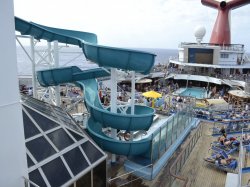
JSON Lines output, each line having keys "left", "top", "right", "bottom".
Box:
{"left": 142, "top": 90, "right": 162, "bottom": 99}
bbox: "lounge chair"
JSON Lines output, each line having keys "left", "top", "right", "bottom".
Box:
{"left": 203, "top": 157, "right": 238, "bottom": 173}
{"left": 209, "top": 145, "right": 238, "bottom": 156}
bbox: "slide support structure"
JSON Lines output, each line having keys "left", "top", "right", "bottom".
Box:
{"left": 111, "top": 68, "right": 117, "bottom": 163}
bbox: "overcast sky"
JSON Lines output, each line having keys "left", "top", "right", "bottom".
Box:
{"left": 14, "top": 0, "right": 250, "bottom": 51}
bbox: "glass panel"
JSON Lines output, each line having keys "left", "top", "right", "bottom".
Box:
{"left": 172, "top": 116, "right": 177, "bottom": 142}
{"left": 24, "top": 106, "right": 59, "bottom": 131}
{"left": 22, "top": 110, "right": 40, "bottom": 139}
{"left": 176, "top": 114, "right": 180, "bottom": 137}
{"left": 54, "top": 110, "right": 72, "bottom": 123}
{"left": 27, "top": 154, "right": 34, "bottom": 168}
{"left": 68, "top": 129, "right": 84, "bottom": 141}
{"left": 160, "top": 127, "right": 167, "bottom": 153}
{"left": 166, "top": 121, "right": 172, "bottom": 149}
{"left": 180, "top": 113, "right": 185, "bottom": 134}
{"left": 29, "top": 169, "right": 47, "bottom": 187}
{"left": 81, "top": 141, "right": 104, "bottom": 163}
{"left": 53, "top": 109, "right": 81, "bottom": 132}
{"left": 93, "top": 160, "right": 106, "bottom": 187}
{"left": 42, "top": 157, "right": 71, "bottom": 187}
{"left": 23, "top": 102, "right": 57, "bottom": 121}
{"left": 152, "top": 133, "right": 160, "bottom": 162}
{"left": 47, "top": 128, "right": 74, "bottom": 151}
{"left": 63, "top": 147, "right": 89, "bottom": 176}
{"left": 26, "top": 136, "right": 56, "bottom": 162}
{"left": 76, "top": 171, "right": 91, "bottom": 187}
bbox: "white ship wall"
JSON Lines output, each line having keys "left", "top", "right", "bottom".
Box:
{"left": 178, "top": 48, "right": 184, "bottom": 62}
{"left": 0, "top": 0, "right": 28, "bottom": 186}
{"left": 219, "top": 53, "right": 238, "bottom": 65}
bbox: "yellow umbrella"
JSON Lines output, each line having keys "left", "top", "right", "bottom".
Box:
{"left": 142, "top": 90, "right": 162, "bottom": 99}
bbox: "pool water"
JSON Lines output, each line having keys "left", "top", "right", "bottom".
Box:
{"left": 179, "top": 87, "right": 207, "bottom": 99}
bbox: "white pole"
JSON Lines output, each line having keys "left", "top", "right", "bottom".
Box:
{"left": 110, "top": 68, "right": 117, "bottom": 163}
{"left": 30, "top": 37, "right": 37, "bottom": 98}
{"left": 131, "top": 71, "right": 135, "bottom": 115}
{"left": 53, "top": 41, "right": 61, "bottom": 106}
{"left": 0, "top": 0, "right": 28, "bottom": 186}
{"left": 186, "top": 75, "right": 189, "bottom": 88}
{"left": 207, "top": 76, "right": 210, "bottom": 98}
{"left": 47, "top": 42, "right": 53, "bottom": 103}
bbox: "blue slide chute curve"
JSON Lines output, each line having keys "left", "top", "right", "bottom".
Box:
{"left": 87, "top": 118, "right": 152, "bottom": 156}
{"left": 37, "top": 66, "right": 154, "bottom": 155}
{"left": 37, "top": 66, "right": 155, "bottom": 132}
{"left": 15, "top": 17, "right": 156, "bottom": 74}
{"left": 16, "top": 15, "right": 157, "bottom": 156}
{"left": 77, "top": 79, "right": 155, "bottom": 131}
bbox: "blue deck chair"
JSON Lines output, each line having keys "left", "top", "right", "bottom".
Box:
{"left": 203, "top": 157, "right": 238, "bottom": 173}
{"left": 210, "top": 144, "right": 238, "bottom": 156}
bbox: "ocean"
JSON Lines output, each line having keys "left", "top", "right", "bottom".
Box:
{"left": 16, "top": 46, "right": 177, "bottom": 75}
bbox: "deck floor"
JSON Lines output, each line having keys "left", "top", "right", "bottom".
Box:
{"left": 174, "top": 122, "right": 229, "bottom": 187}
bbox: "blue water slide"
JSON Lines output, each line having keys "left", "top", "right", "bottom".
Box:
{"left": 16, "top": 16, "right": 156, "bottom": 156}
{"left": 37, "top": 66, "right": 154, "bottom": 155}
{"left": 37, "top": 66, "right": 155, "bottom": 132}
{"left": 78, "top": 79, "right": 155, "bottom": 131}
{"left": 14, "top": 17, "right": 156, "bottom": 75}
{"left": 87, "top": 118, "right": 152, "bottom": 156}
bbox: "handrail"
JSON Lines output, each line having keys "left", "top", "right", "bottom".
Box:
{"left": 65, "top": 97, "right": 83, "bottom": 112}
{"left": 238, "top": 135, "right": 243, "bottom": 187}
{"left": 23, "top": 176, "right": 40, "bottom": 187}
{"left": 108, "top": 164, "right": 153, "bottom": 186}
{"left": 169, "top": 167, "right": 189, "bottom": 187}
{"left": 169, "top": 124, "right": 203, "bottom": 187}
{"left": 238, "top": 128, "right": 249, "bottom": 187}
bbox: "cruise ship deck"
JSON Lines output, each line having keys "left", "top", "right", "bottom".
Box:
{"left": 107, "top": 121, "right": 242, "bottom": 187}
{"left": 172, "top": 122, "right": 228, "bottom": 187}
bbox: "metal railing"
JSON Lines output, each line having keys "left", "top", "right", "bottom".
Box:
{"left": 23, "top": 177, "right": 40, "bottom": 187}
{"left": 169, "top": 124, "right": 203, "bottom": 187}
{"left": 238, "top": 128, "right": 250, "bottom": 187}
{"left": 165, "top": 67, "right": 250, "bottom": 82}
{"left": 179, "top": 42, "right": 245, "bottom": 52}
{"left": 108, "top": 164, "right": 153, "bottom": 187}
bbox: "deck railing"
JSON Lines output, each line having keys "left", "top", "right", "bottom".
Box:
{"left": 23, "top": 177, "right": 40, "bottom": 187}
{"left": 108, "top": 164, "right": 153, "bottom": 187}
{"left": 165, "top": 67, "right": 250, "bottom": 82}
{"left": 238, "top": 128, "right": 250, "bottom": 187}
{"left": 179, "top": 42, "right": 245, "bottom": 52}
{"left": 169, "top": 123, "right": 203, "bottom": 187}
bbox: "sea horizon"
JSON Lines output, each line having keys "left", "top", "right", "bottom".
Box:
{"left": 16, "top": 46, "right": 178, "bottom": 76}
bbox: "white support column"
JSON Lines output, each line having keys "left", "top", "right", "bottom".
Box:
{"left": 130, "top": 71, "right": 135, "bottom": 115}
{"left": 53, "top": 41, "right": 61, "bottom": 106}
{"left": 110, "top": 68, "right": 117, "bottom": 113}
{"left": 30, "top": 37, "right": 37, "bottom": 98}
{"left": 0, "top": 0, "right": 28, "bottom": 186}
{"left": 207, "top": 76, "right": 210, "bottom": 98}
{"left": 47, "top": 42, "right": 54, "bottom": 103}
{"left": 186, "top": 75, "right": 189, "bottom": 88}
{"left": 110, "top": 68, "right": 117, "bottom": 163}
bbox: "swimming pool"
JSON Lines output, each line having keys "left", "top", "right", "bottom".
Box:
{"left": 179, "top": 87, "right": 207, "bottom": 99}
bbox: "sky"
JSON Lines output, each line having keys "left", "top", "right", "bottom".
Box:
{"left": 14, "top": 0, "right": 250, "bottom": 51}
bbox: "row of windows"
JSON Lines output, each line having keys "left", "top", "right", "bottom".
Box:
{"left": 220, "top": 53, "right": 229, "bottom": 58}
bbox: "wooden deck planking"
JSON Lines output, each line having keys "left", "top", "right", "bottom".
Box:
{"left": 174, "top": 122, "right": 227, "bottom": 187}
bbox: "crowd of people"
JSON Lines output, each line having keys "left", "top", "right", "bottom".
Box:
{"left": 97, "top": 78, "right": 199, "bottom": 114}
{"left": 204, "top": 126, "right": 240, "bottom": 171}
